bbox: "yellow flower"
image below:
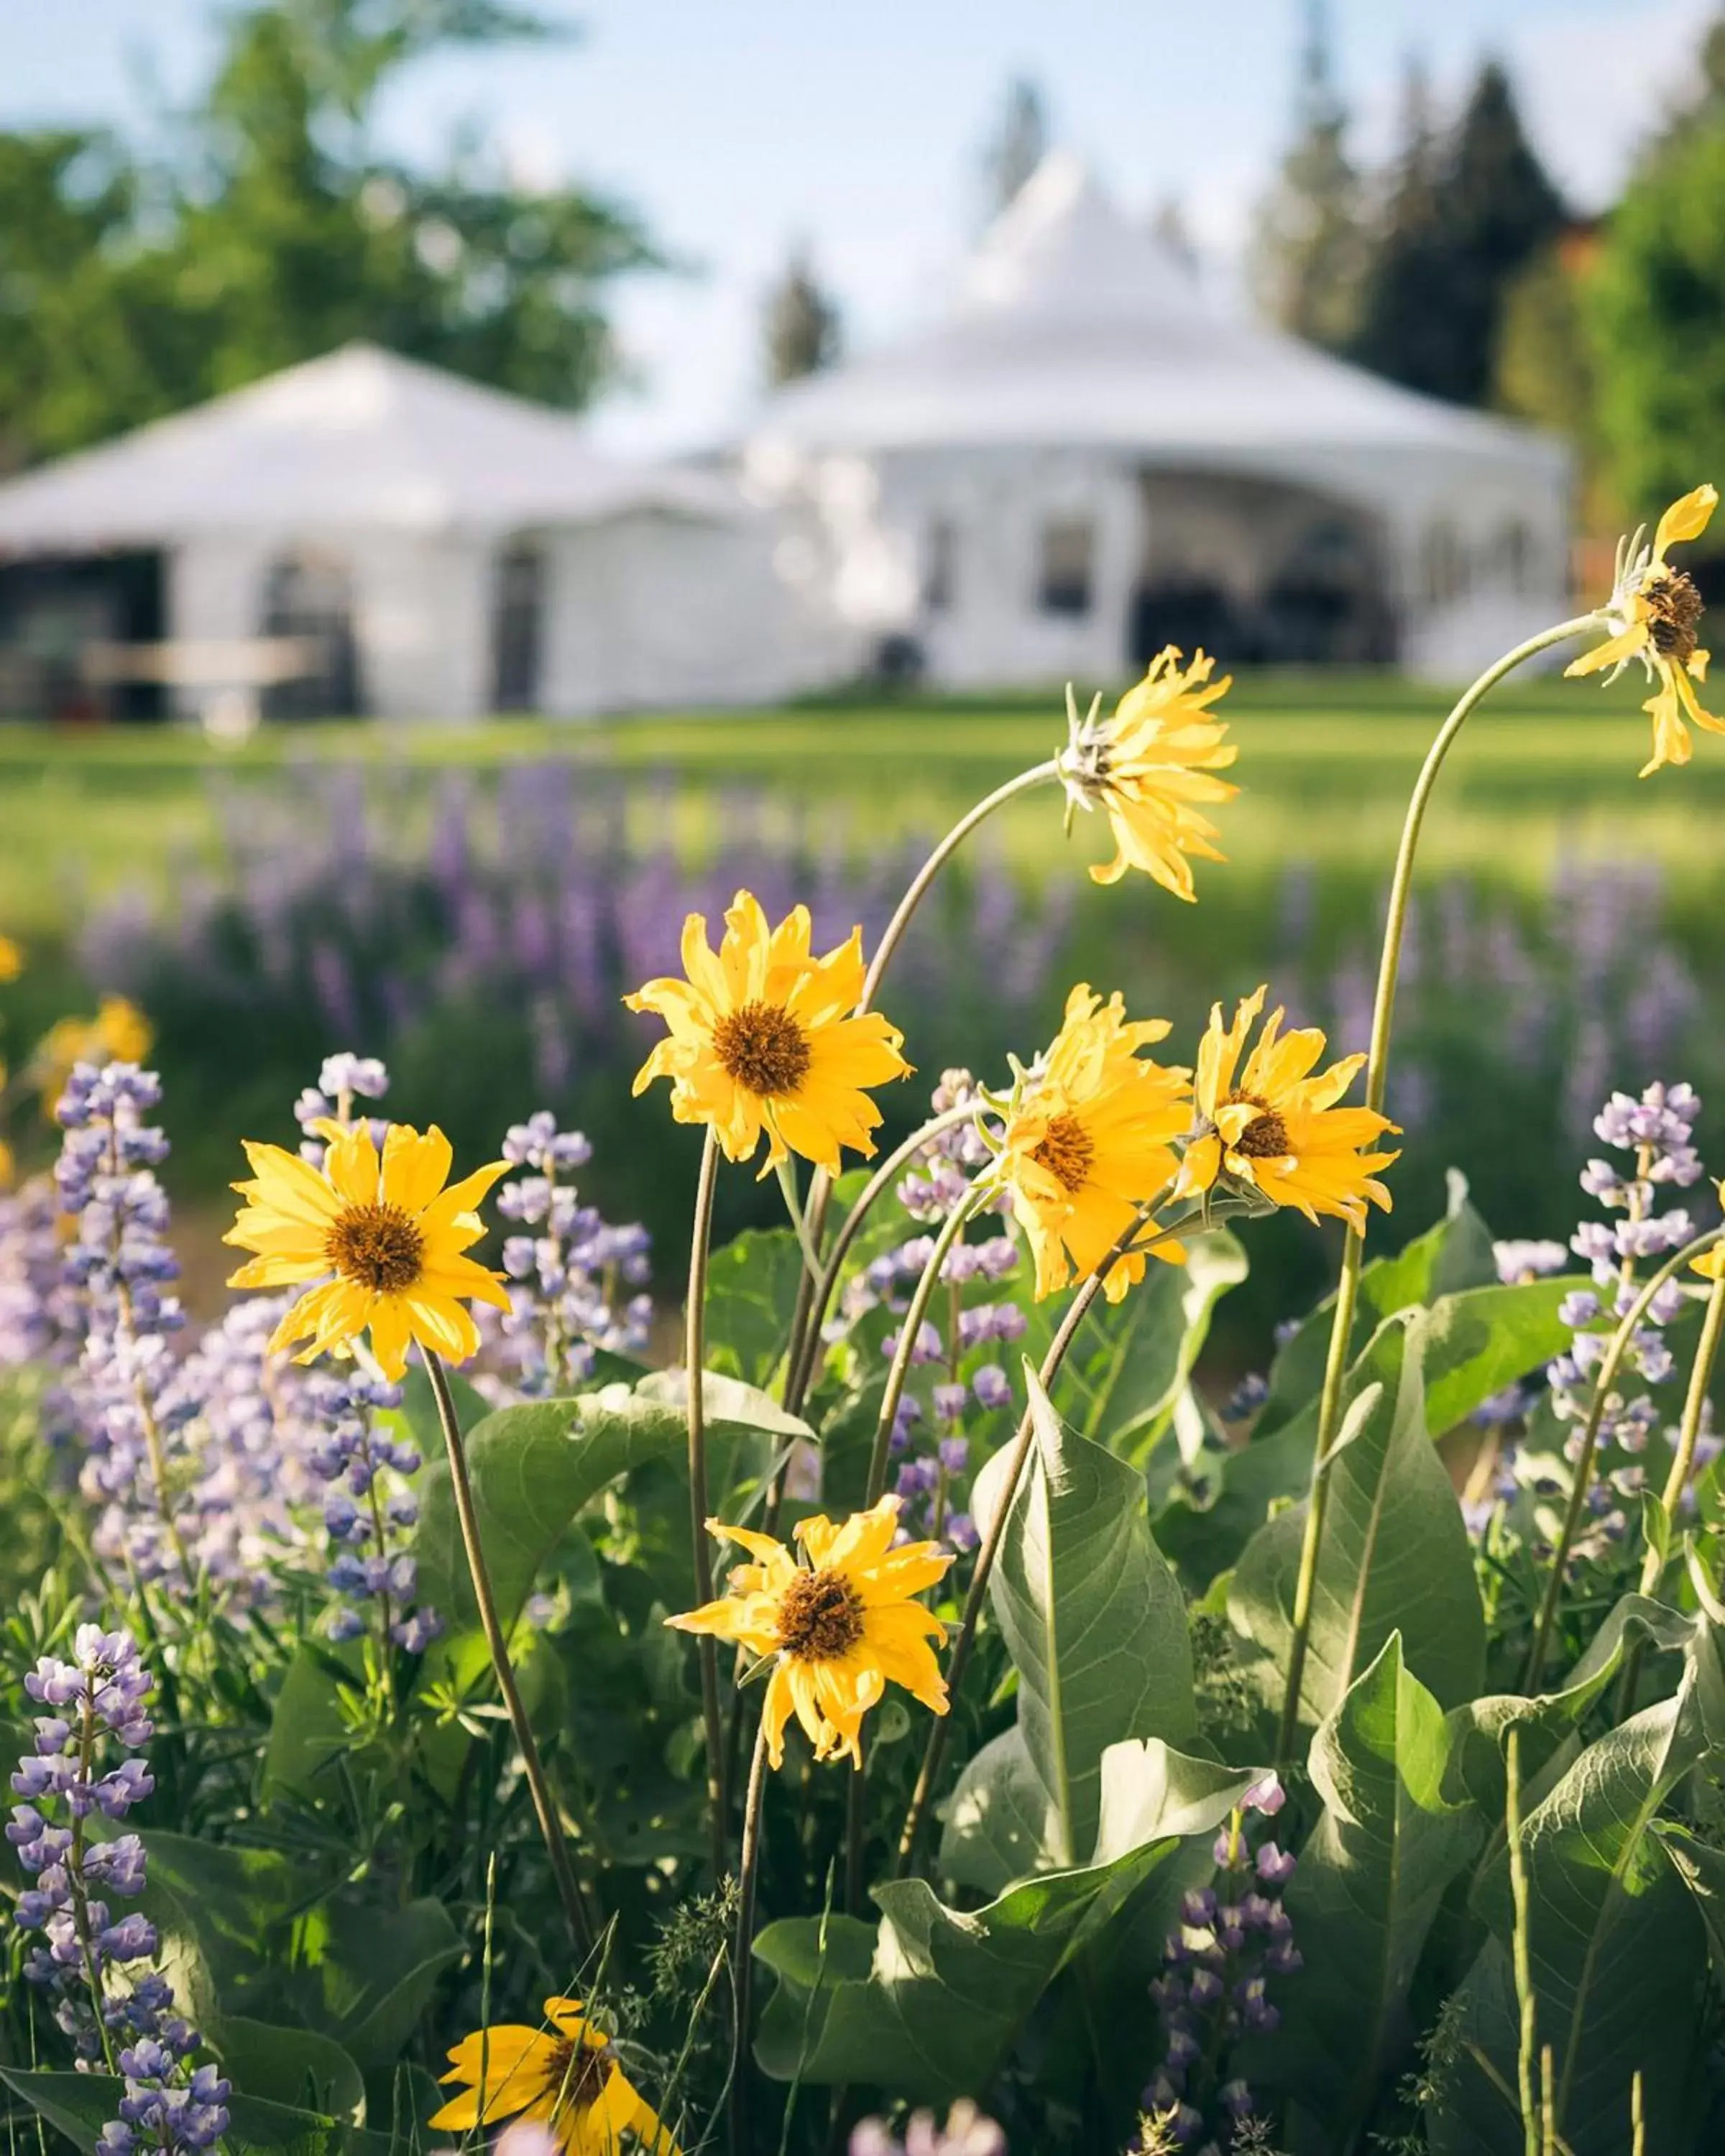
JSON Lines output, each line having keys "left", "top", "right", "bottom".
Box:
{"left": 1179, "top": 985, "right": 1399, "bottom": 1231}
{"left": 994, "top": 985, "right": 1191, "bottom": 1304}
{"left": 0, "top": 1139, "right": 12, "bottom": 1192}
{"left": 1057, "top": 648, "right": 1239, "bottom": 900}
{"left": 1567, "top": 484, "right": 1725, "bottom": 776}
{"left": 224, "top": 1120, "right": 510, "bottom": 1379}
{"left": 666, "top": 1496, "right": 952, "bottom": 1770}
{"left": 0, "top": 936, "right": 22, "bottom": 982}
{"left": 429, "top": 1996, "right": 682, "bottom": 2156}
{"left": 34, "top": 996, "right": 154, "bottom": 1108}
{"left": 1696, "top": 1191, "right": 1725, "bottom": 1282}
{"left": 625, "top": 890, "right": 911, "bottom": 1177}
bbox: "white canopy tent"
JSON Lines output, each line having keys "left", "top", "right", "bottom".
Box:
{"left": 0, "top": 344, "right": 813, "bottom": 718}
{"left": 744, "top": 154, "right": 1572, "bottom": 684}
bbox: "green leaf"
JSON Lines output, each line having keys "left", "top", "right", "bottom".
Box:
{"left": 754, "top": 1835, "right": 1199, "bottom": 2101}
{"left": 1019, "top": 1231, "right": 1246, "bottom": 1462}
{"left": 1228, "top": 1312, "right": 1486, "bottom": 1733}
{"left": 1429, "top": 1639, "right": 1722, "bottom": 2156}
{"left": 1655, "top": 1822, "right": 1725, "bottom": 1984}
{"left": 942, "top": 1368, "right": 1195, "bottom": 1881}
{"left": 1253, "top": 1635, "right": 1480, "bottom": 2139}
{"left": 262, "top": 1643, "right": 360, "bottom": 1803}
{"left": 216, "top": 2019, "right": 366, "bottom": 2128}
{"left": 0, "top": 2070, "right": 342, "bottom": 2156}
{"left": 137, "top": 1833, "right": 463, "bottom": 2073}
{"left": 1157, "top": 1276, "right": 1576, "bottom": 1594}
{"left": 704, "top": 1226, "right": 805, "bottom": 1388}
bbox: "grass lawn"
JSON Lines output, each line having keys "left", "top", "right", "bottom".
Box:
{"left": 0, "top": 667, "right": 1715, "bottom": 947}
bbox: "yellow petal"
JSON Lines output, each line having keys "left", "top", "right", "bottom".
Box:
{"left": 1653, "top": 482, "right": 1718, "bottom": 558}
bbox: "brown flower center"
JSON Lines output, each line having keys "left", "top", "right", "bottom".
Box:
{"left": 776, "top": 1567, "right": 865, "bottom": 1662}
{"left": 1223, "top": 1092, "right": 1291, "bottom": 1161}
{"left": 1644, "top": 570, "right": 1703, "bottom": 663}
{"left": 712, "top": 1000, "right": 811, "bottom": 1098}
{"left": 1031, "top": 1110, "right": 1095, "bottom": 1194}
{"left": 325, "top": 1202, "right": 426, "bottom": 1291}
{"left": 545, "top": 2037, "right": 614, "bottom": 2117}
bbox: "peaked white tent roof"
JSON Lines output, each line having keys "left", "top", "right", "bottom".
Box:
{"left": 0, "top": 344, "right": 739, "bottom": 553}
{"left": 753, "top": 153, "right": 1563, "bottom": 471}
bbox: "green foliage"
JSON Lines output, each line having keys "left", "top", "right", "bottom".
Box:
{"left": 0, "top": 0, "right": 653, "bottom": 468}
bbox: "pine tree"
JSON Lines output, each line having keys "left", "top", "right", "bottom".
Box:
{"left": 981, "top": 76, "right": 1048, "bottom": 218}
{"left": 1349, "top": 57, "right": 1447, "bottom": 395}
{"left": 1352, "top": 57, "right": 1566, "bottom": 407}
{"left": 1247, "top": 0, "right": 1366, "bottom": 351}
{"left": 763, "top": 244, "right": 842, "bottom": 385}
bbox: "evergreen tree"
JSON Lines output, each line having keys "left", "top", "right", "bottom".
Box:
{"left": 981, "top": 75, "right": 1048, "bottom": 217}
{"left": 763, "top": 244, "right": 842, "bottom": 385}
{"left": 1247, "top": 0, "right": 1366, "bottom": 351}
{"left": 1352, "top": 57, "right": 1565, "bottom": 407}
{"left": 0, "top": 0, "right": 655, "bottom": 466}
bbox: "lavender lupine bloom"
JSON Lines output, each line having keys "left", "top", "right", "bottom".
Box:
{"left": 53, "top": 1066, "right": 198, "bottom": 1588}
{"left": 8, "top": 1627, "right": 228, "bottom": 2156}
{"left": 307, "top": 1373, "right": 443, "bottom": 1653}
{"left": 0, "top": 1172, "right": 65, "bottom": 1365}
{"left": 1129, "top": 1775, "right": 1297, "bottom": 2152}
{"left": 293, "top": 1051, "right": 390, "bottom": 1168}
{"left": 1479, "top": 1083, "right": 1709, "bottom": 1562}
{"left": 489, "top": 1112, "right": 651, "bottom": 1396}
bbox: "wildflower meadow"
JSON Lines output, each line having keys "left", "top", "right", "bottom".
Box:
{"left": 4, "top": 489, "right": 1725, "bottom": 2156}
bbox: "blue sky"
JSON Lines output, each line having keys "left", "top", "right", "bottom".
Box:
{"left": 1, "top": 0, "right": 1712, "bottom": 451}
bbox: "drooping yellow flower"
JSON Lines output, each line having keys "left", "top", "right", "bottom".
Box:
{"left": 625, "top": 890, "right": 911, "bottom": 1177}
{"left": 1179, "top": 985, "right": 1399, "bottom": 1231}
{"left": 34, "top": 995, "right": 154, "bottom": 1108}
{"left": 1057, "top": 648, "right": 1239, "bottom": 900}
{"left": 224, "top": 1120, "right": 510, "bottom": 1379}
{"left": 1567, "top": 484, "right": 1725, "bottom": 776}
{"left": 430, "top": 1996, "right": 682, "bottom": 2156}
{"left": 994, "top": 985, "right": 1190, "bottom": 1304}
{"left": 0, "top": 936, "right": 22, "bottom": 983}
{"left": 666, "top": 1496, "right": 952, "bottom": 1770}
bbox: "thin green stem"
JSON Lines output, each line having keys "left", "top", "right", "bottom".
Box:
{"left": 1522, "top": 1229, "right": 1724, "bottom": 1690}
{"left": 782, "top": 759, "right": 1061, "bottom": 1399}
{"left": 782, "top": 1102, "right": 979, "bottom": 1418}
{"left": 69, "top": 1687, "right": 118, "bottom": 2075}
{"left": 684, "top": 1128, "right": 731, "bottom": 1876}
{"left": 1274, "top": 613, "right": 1604, "bottom": 1761}
{"left": 1506, "top": 1728, "right": 1539, "bottom": 2156}
{"left": 1643, "top": 1271, "right": 1725, "bottom": 1592}
{"left": 420, "top": 1345, "right": 597, "bottom": 1962}
{"left": 893, "top": 1189, "right": 1174, "bottom": 1877}
{"left": 774, "top": 1157, "right": 825, "bottom": 1284}
{"left": 730, "top": 1717, "right": 771, "bottom": 2156}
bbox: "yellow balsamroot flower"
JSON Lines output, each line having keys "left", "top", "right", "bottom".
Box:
{"left": 224, "top": 1120, "right": 510, "bottom": 1379}
{"left": 34, "top": 995, "right": 154, "bottom": 1107}
{"left": 1179, "top": 985, "right": 1400, "bottom": 1231}
{"left": 995, "top": 985, "right": 1191, "bottom": 1304}
{"left": 625, "top": 889, "right": 911, "bottom": 1177}
{"left": 1057, "top": 648, "right": 1239, "bottom": 901}
{"left": 0, "top": 936, "right": 22, "bottom": 982}
{"left": 666, "top": 1495, "right": 952, "bottom": 1770}
{"left": 430, "top": 1996, "right": 681, "bottom": 2156}
{"left": 1567, "top": 484, "right": 1725, "bottom": 776}
{"left": 0, "top": 1138, "right": 12, "bottom": 1192}
{"left": 1695, "top": 1192, "right": 1725, "bottom": 1283}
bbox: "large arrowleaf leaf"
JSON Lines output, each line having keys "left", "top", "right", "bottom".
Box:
{"left": 1427, "top": 1634, "right": 1724, "bottom": 2156}
{"left": 941, "top": 1368, "right": 1195, "bottom": 1884}
{"left": 755, "top": 1746, "right": 1247, "bottom": 2102}
{"left": 1254, "top": 1635, "right": 1480, "bottom": 2141}
{"left": 1159, "top": 1280, "right": 1577, "bottom": 1593}
{"left": 1228, "top": 1312, "right": 1485, "bottom": 1733}
{"left": 703, "top": 1227, "right": 805, "bottom": 1388}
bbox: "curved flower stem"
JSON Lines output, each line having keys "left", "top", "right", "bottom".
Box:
{"left": 1506, "top": 1728, "right": 1540, "bottom": 2156}
{"left": 1521, "top": 1229, "right": 1723, "bottom": 1691}
{"left": 862, "top": 1185, "right": 988, "bottom": 1509}
{"left": 782, "top": 1102, "right": 980, "bottom": 1419}
{"left": 894, "top": 1189, "right": 1174, "bottom": 1879}
{"left": 1273, "top": 615, "right": 1604, "bottom": 1761}
{"left": 1643, "top": 1271, "right": 1725, "bottom": 1592}
{"left": 728, "top": 1716, "right": 770, "bottom": 2156}
{"left": 782, "top": 759, "right": 1061, "bottom": 1400}
{"left": 420, "top": 1346, "right": 597, "bottom": 1962}
{"left": 684, "top": 1128, "right": 731, "bottom": 1877}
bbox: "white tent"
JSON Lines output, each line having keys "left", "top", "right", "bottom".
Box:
{"left": 744, "top": 154, "right": 1572, "bottom": 684}
{"left": 0, "top": 344, "right": 814, "bottom": 718}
